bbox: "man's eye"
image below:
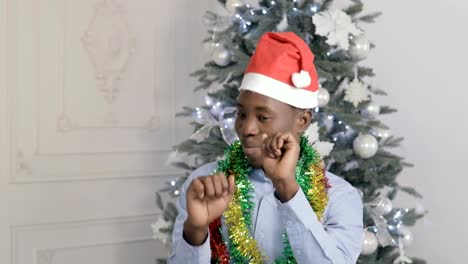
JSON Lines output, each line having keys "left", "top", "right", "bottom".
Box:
{"left": 258, "top": 115, "right": 270, "bottom": 121}
{"left": 236, "top": 112, "right": 246, "bottom": 119}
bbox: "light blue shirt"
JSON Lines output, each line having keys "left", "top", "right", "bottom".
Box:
{"left": 168, "top": 161, "right": 364, "bottom": 264}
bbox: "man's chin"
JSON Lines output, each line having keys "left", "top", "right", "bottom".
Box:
{"left": 241, "top": 147, "right": 262, "bottom": 167}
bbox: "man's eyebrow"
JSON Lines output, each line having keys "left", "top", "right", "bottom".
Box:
{"left": 236, "top": 103, "right": 273, "bottom": 112}
{"left": 255, "top": 106, "right": 273, "bottom": 112}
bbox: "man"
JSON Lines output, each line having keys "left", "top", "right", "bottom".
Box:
{"left": 169, "top": 32, "right": 363, "bottom": 263}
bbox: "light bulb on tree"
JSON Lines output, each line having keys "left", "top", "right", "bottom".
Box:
{"left": 362, "top": 102, "right": 381, "bottom": 117}
{"left": 372, "top": 127, "right": 391, "bottom": 140}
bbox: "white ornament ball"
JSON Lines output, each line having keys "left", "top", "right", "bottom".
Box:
{"left": 317, "top": 87, "right": 330, "bottom": 107}
{"left": 361, "top": 230, "right": 378, "bottom": 255}
{"left": 348, "top": 34, "right": 371, "bottom": 61}
{"left": 362, "top": 102, "right": 380, "bottom": 117}
{"left": 212, "top": 46, "right": 231, "bottom": 66}
{"left": 397, "top": 225, "right": 414, "bottom": 247}
{"left": 372, "top": 127, "right": 391, "bottom": 140}
{"left": 353, "top": 134, "right": 378, "bottom": 159}
{"left": 225, "top": 0, "right": 244, "bottom": 14}
{"left": 373, "top": 196, "right": 393, "bottom": 216}
{"left": 203, "top": 41, "right": 220, "bottom": 55}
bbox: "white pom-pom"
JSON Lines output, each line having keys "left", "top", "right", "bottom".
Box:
{"left": 291, "top": 70, "right": 311, "bottom": 88}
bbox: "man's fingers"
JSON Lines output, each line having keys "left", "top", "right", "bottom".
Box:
{"left": 272, "top": 133, "right": 283, "bottom": 156}
{"left": 201, "top": 177, "right": 215, "bottom": 198}
{"left": 262, "top": 134, "right": 276, "bottom": 159}
{"left": 276, "top": 134, "right": 285, "bottom": 151}
{"left": 219, "top": 173, "right": 229, "bottom": 194}
{"left": 267, "top": 136, "right": 277, "bottom": 158}
{"left": 212, "top": 173, "right": 224, "bottom": 197}
{"left": 227, "top": 174, "right": 236, "bottom": 196}
{"left": 281, "top": 133, "right": 297, "bottom": 150}
{"left": 191, "top": 179, "right": 205, "bottom": 200}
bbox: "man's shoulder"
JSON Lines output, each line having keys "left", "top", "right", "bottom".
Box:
{"left": 324, "top": 171, "right": 363, "bottom": 217}
{"left": 325, "top": 171, "right": 357, "bottom": 194}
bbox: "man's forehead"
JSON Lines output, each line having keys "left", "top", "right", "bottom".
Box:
{"left": 237, "top": 90, "right": 293, "bottom": 111}
{"left": 237, "top": 94, "right": 275, "bottom": 111}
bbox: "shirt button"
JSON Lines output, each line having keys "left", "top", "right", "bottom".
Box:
{"left": 259, "top": 232, "right": 265, "bottom": 238}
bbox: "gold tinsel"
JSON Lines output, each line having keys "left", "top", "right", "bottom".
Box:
{"left": 223, "top": 162, "right": 328, "bottom": 263}
{"left": 305, "top": 163, "right": 329, "bottom": 221}
{"left": 224, "top": 193, "right": 265, "bottom": 263}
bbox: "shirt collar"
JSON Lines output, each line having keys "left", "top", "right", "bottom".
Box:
{"left": 250, "top": 167, "right": 271, "bottom": 183}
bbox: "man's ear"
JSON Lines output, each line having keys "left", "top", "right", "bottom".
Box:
{"left": 296, "top": 109, "right": 313, "bottom": 134}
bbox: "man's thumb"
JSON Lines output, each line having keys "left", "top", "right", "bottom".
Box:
{"left": 227, "top": 174, "right": 236, "bottom": 199}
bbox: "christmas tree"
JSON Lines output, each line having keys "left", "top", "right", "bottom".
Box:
{"left": 154, "top": 0, "right": 426, "bottom": 263}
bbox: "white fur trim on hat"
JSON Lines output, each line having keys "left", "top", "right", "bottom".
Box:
{"left": 239, "top": 73, "right": 318, "bottom": 109}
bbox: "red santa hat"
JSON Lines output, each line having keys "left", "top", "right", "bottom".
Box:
{"left": 239, "top": 32, "right": 319, "bottom": 109}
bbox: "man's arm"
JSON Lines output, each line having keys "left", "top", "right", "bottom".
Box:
{"left": 167, "top": 165, "right": 214, "bottom": 264}
{"left": 275, "top": 184, "right": 364, "bottom": 264}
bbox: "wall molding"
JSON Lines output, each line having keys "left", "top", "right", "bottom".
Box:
{"left": 9, "top": 171, "right": 184, "bottom": 184}
{"left": 35, "top": 237, "right": 155, "bottom": 264}
{"left": 11, "top": 213, "right": 159, "bottom": 264}
{"left": 6, "top": 0, "right": 180, "bottom": 184}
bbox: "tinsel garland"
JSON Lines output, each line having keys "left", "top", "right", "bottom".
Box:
{"left": 209, "top": 135, "right": 330, "bottom": 263}
{"left": 209, "top": 218, "right": 229, "bottom": 264}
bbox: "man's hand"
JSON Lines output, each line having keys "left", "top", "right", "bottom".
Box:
{"left": 183, "top": 173, "right": 236, "bottom": 245}
{"left": 261, "top": 133, "right": 301, "bottom": 203}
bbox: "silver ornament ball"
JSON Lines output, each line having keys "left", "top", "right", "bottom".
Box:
{"left": 317, "top": 87, "right": 330, "bottom": 107}
{"left": 363, "top": 102, "right": 380, "bottom": 117}
{"left": 361, "top": 230, "right": 378, "bottom": 255}
{"left": 348, "top": 34, "right": 371, "bottom": 61}
{"left": 373, "top": 196, "right": 393, "bottom": 216}
{"left": 212, "top": 46, "right": 231, "bottom": 66}
{"left": 353, "top": 134, "right": 378, "bottom": 159}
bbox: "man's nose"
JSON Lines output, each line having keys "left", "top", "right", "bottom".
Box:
{"left": 239, "top": 116, "right": 259, "bottom": 137}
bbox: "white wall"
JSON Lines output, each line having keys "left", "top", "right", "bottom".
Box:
{"left": 363, "top": 0, "right": 468, "bottom": 262}
{"left": 0, "top": 0, "right": 217, "bottom": 263}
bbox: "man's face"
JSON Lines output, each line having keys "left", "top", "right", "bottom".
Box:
{"left": 235, "top": 90, "right": 306, "bottom": 168}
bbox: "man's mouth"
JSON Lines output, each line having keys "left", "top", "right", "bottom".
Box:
{"left": 242, "top": 144, "right": 261, "bottom": 156}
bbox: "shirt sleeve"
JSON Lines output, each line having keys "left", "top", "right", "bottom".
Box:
{"left": 275, "top": 184, "right": 364, "bottom": 264}
{"left": 167, "top": 163, "right": 217, "bottom": 264}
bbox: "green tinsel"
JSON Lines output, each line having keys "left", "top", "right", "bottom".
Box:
{"left": 214, "top": 135, "right": 322, "bottom": 263}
